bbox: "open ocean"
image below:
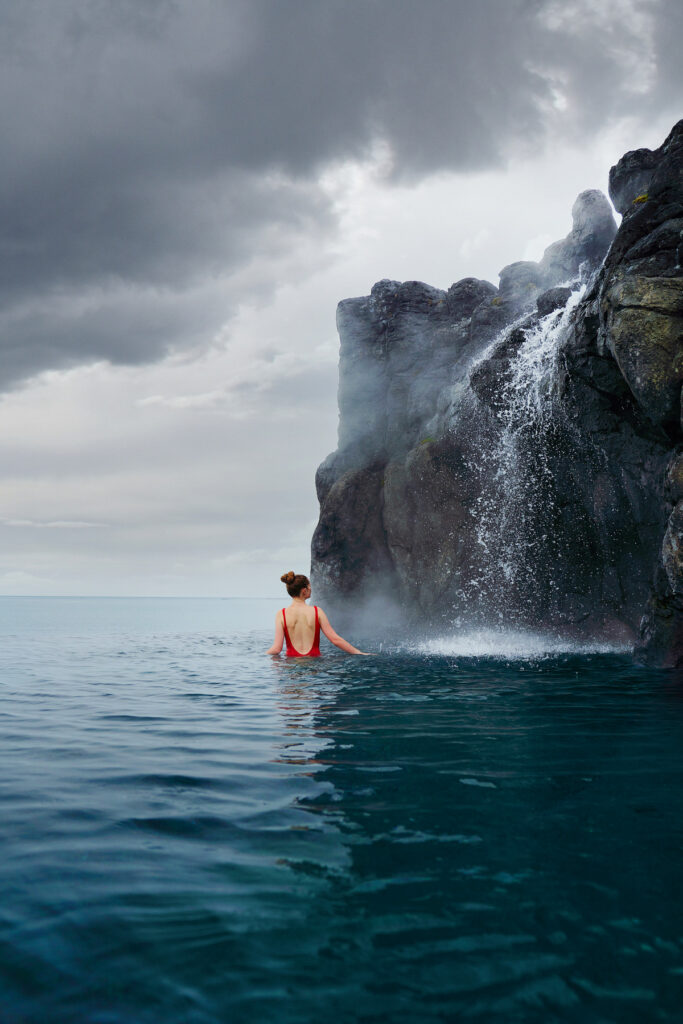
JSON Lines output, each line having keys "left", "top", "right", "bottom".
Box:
{"left": 0, "top": 596, "right": 682, "bottom": 1023}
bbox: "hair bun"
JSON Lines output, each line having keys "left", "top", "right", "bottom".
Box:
{"left": 280, "top": 571, "right": 296, "bottom": 584}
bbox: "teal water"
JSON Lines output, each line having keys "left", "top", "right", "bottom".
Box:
{"left": 0, "top": 597, "right": 682, "bottom": 1023}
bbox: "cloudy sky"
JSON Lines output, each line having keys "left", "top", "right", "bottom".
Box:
{"left": 0, "top": 0, "right": 681, "bottom": 597}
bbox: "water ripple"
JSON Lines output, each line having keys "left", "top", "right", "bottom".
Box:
{"left": 0, "top": 598, "right": 681, "bottom": 1022}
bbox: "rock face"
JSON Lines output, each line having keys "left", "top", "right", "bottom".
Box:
{"left": 602, "top": 121, "right": 683, "bottom": 667}
{"left": 312, "top": 121, "right": 683, "bottom": 666}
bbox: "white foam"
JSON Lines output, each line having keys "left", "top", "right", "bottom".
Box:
{"left": 406, "top": 628, "right": 629, "bottom": 660}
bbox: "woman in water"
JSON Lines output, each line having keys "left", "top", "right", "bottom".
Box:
{"left": 267, "top": 572, "right": 369, "bottom": 656}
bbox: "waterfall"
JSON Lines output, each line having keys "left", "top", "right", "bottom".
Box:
{"left": 465, "top": 285, "right": 587, "bottom": 624}
{"left": 498, "top": 287, "right": 585, "bottom": 431}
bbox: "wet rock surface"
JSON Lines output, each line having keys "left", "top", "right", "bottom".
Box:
{"left": 537, "top": 286, "right": 573, "bottom": 317}
{"left": 609, "top": 146, "right": 659, "bottom": 215}
{"left": 312, "top": 121, "right": 683, "bottom": 666}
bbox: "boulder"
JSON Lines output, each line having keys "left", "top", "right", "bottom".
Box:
{"left": 498, "top": 260, "right": 546, "bottom": 308}
{"left": 444, "top": 277, "right": 497, "bottom": 319}
{"left": 537, "top": 286, "right": 573, "bottom": 317}
{"left": 609, "top": 147, "right": 659, "bottom": 215}
{"left": 540, "top": 190, "right": 617, "bottom": 283}
{"left": 600, "top": 274, "right": 683, "bottom": 431}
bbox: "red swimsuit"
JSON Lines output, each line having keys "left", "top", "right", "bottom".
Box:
{"left": 282, "top": 605, "right": 321, "bottom": 657}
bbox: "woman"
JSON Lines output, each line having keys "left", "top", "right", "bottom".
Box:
{"left": 267, "top": 571, "right": 369, "bottom": 656}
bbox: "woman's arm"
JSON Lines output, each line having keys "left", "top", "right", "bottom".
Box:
{"left": 318, "top": 608, "right": 369, "bottom": 654}
{"left": 267, "top": 612, "right": 285, "bottom": 655}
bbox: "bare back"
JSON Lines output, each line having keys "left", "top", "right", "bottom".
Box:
{"left": 267, "top": 589, "right": 367, "bottom": 656}
{"left": 280, "top": 604, "right": 317, "bottom": 654}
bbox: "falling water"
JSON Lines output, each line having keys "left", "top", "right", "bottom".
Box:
{"left": 499, "top": 287, "right": 585, "bottom": 428}
{"left": 466, "top": 284, "right": 587, "bottom": 624}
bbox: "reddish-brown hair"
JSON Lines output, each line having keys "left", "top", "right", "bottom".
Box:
{"left": 280, "top": 571, "right": 310, "bottom": 598}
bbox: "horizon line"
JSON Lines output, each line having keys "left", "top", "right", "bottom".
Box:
{"left": 0, "top": 594, "right": 282, "bottom": 600}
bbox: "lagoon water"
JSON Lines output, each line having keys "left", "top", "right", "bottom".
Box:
{"left": 1, "top": 597, "right": 682, "bottom": 1022}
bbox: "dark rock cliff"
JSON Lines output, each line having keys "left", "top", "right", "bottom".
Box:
{"left": 312, "top": 121, "right": 683, "bottom": 666}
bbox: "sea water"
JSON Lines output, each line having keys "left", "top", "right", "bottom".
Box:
{"left": 0, "top": 597, "right": 682, "bottom": 1023}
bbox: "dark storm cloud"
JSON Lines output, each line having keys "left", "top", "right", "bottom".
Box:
{"left": 0, "top": 0, "right": 676, "bottom": 388}
{"left": 650, "top": 0, "right": 683, "bottom": 110}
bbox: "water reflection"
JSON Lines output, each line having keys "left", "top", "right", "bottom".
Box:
{"left": 273, "top": 660, "right": 338, "bottom": 771}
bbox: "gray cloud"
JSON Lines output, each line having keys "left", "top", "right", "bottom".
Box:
{"left": 0, "top": 0, "right": 677, "bottom": 389}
